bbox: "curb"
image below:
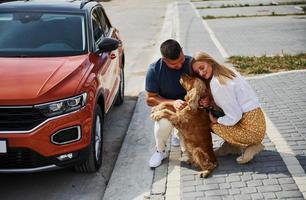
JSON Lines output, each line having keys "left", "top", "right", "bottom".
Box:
{"left": 103, "top": 3, "right": 177, "bottom": 200}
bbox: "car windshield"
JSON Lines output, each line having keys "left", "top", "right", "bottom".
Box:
{"left": 0, "top": 12, "right": 87, "bottom": 57}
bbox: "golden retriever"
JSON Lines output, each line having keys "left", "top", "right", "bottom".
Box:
{"left": 150, "top": 74, "right": 217, "bottom": 178}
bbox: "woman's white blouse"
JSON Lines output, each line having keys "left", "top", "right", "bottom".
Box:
{"left": 210, "top": 73, "right": 259, "bottom": 126}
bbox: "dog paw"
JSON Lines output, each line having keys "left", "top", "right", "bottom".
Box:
{"left": 150, "top": 113, "right": 162, "bottom": 121}
{"left": 151, "top": 106, "right": 159, "bottom": 113}
{"left": 151, "top": 105, "right": 164, "bottom": 113}
{"left": 199, "top": 170, "right": 210, "bottom": 178}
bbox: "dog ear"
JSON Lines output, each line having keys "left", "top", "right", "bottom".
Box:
{"left": 181, "top": 73, "right": 192, "bottom": 80}
{"left": 194, "top": 78, "right": 207, "bottom": 96}
{"left": 181, "top": 74, "right": 195, "bottom": 91}
{"left": 187, "top": 88, "right": 200, "bottom": 111}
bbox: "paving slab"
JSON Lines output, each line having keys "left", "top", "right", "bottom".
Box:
{"left": 206, "top": 16, "right": 306, "bottom": 56}
{"left": 181, "top": 134, "right": 304, "bottom": 199}
{"left": 178, "top": 71, "right": 306, "bottom": 200}
{"left": 248, "top": 72, "right": 306, "bottom": 173}
{"left": 175, "top": 2, "right": 306, "bottom": 200}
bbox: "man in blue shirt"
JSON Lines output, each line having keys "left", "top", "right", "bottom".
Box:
{"left": 145, "top": 39, "right": 191, "bottom": 168}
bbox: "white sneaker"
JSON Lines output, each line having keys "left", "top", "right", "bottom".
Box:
{"left": 171, "top": 134, "right": 180, "bottom": 147}
{"left": 149, "top": 151, "right": 167, "bottom": 168}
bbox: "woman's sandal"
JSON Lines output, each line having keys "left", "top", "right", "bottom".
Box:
{"left": 236, "top": 143, "right": 264, "bottom": 164}
{"left": 214, "top": 142, "right": 241, "bottom": 156}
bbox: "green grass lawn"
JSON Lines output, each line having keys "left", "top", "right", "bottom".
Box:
{"left": 227, "top": 54, "right": 306, "bottom": 75}
{"left": 202, "top": 13, "right": 306, "bottom": 19}
{"left": 196, "top": 1, "right": 306, "bottom": 9}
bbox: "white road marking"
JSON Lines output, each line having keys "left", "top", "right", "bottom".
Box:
{"left": 190, "top": 2, "right": 229, "bottom": 59}
{"left": 294, "top": 6, "right": 303, "bottom": 11}
{"left": 265, "top": 114, "right": 306, "bottom": 199}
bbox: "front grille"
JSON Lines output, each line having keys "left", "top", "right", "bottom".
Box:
{"left": 0, "top": 107, "right": 47, "bottom": 132}
{"left": 0, "top": 148, "right": 54, "bottom": 169}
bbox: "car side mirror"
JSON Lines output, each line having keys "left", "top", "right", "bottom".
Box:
{"left": 97, "top": 38, "right": 119, "bottom": 53}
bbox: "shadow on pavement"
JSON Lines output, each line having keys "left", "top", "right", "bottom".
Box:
{"left": 181, "top": 149, "right": 305, "bottom": 178}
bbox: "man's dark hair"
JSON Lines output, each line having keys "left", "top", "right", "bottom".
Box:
{"left": 160, "top": 39, "right": 182, "bottom": 60}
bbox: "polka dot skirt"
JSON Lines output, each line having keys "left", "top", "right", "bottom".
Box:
{"left": 212, "top": 108, "right": 266, "bottom": 148}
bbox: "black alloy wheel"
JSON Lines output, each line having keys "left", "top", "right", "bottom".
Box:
{"left": 75, "top": 105, "right": 103, "bottom": 172}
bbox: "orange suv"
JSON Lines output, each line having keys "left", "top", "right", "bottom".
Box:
{"left": 0, "top": 0, "right": 125, "bottom": 172}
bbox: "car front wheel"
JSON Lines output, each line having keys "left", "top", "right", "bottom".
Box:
{"left": 75, "top": 105, "right": 103, "bottom": 172}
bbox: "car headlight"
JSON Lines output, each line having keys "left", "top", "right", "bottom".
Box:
{"left": 35, "top": 93, "right": 87, "bottom": 117}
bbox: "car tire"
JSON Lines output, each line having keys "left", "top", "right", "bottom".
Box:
{"left": 114, "top": 66, "right": 124, "bottom": 106}
{"left": 75, "top": 105, "right": 103, "bottom": 172}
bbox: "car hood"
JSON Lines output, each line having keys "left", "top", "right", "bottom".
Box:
{"left": 0, "top": 54, "right": 89, "bottom": 105}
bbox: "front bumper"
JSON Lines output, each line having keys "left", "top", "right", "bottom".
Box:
{"left": 0, "top": 165, "right": 60, "bottom": 173}
{"left": 0, "top": 145, "right": 91, "bottom": 173}
{"left": 0, "top": 104, "right": 93, "bottom": 172}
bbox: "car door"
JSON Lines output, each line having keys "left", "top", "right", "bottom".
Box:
{"left": 91, "top": 6, "right": 119, "bottom": 113}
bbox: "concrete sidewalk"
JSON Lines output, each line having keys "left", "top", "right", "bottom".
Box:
{"left": 104, "top": 1, "right": 306, "bottom": 200}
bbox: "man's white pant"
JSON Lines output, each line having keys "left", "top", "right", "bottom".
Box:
{"left": 154, "top": 118, "right": 184, "bottom": 152}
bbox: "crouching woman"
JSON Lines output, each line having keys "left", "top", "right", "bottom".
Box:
{"left": 191, "top": 51, "right": 266, "bottom": 164}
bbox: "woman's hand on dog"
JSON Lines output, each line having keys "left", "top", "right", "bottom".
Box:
{"left": 199, "top": 97, "right": 210, "bottom": 107}
{"left": 209, "top": 112, "right": 218, "bottom": 125}
{"left": 173, "top": 99, "right": 187, "bottom": 111}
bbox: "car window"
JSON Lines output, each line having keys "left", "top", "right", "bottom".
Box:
{"left": 0, "top": 12, "right": 86, "bottom": 57}
{"left": 92, "top": 8, "right": 104, "bottom": 43}
{"left": 96, "top": 7, "right": 111, "bottom": 36}
{"left": 91, "top": 6, "right": 113, "bottom": 51}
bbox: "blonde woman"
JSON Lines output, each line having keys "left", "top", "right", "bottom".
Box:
{"left": 191, "top": 51, "right": 266, "bottom": 164}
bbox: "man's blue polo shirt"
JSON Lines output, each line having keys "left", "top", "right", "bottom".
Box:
{"left": 145, "top": 55, "right": 192, "bottom": 100}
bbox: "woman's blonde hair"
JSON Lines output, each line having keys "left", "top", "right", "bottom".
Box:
{"left": 190, "top": 51, "right": 236, "bottom": 85}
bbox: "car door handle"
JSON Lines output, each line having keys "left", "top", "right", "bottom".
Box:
{"left": 110, "top": 54, "right": 116, "bottom": 59}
